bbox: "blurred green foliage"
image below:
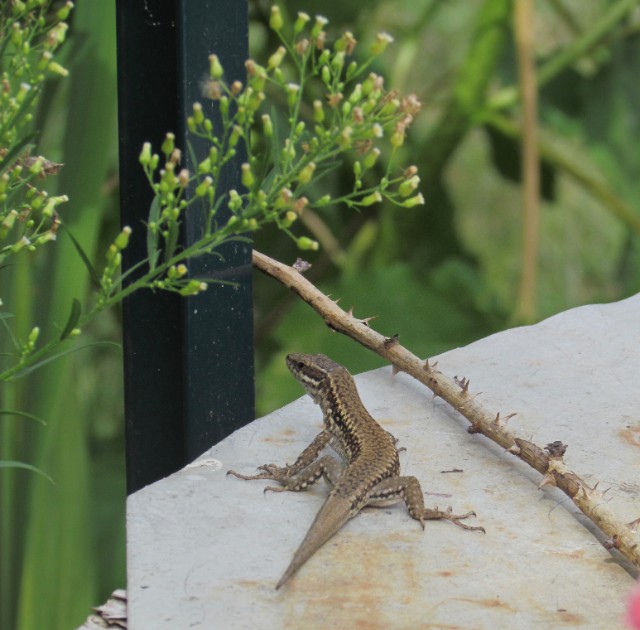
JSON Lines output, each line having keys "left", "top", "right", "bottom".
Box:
{"left": 2, "top": 1, "right": 640, "bottom": 628}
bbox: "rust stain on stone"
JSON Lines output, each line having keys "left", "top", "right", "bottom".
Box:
{"left": 555, "top": 609, "right": 585, "bottom": 624}
{"left": 619, "top": 424, "right": 640, "bottom": 448}
{"left": 453, "top": 597, "right": 516, "bottom": 612}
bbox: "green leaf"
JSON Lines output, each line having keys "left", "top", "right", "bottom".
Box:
{"left": 147, "top": 195, "right": 161, "bottom": 270}
{"left": 59, "top": 298, "right": 81, "bottom": 341}
{"left": 0, "top": 409, "right": 46, "bottom": 425}
{"left": 63, "top": 227, "right": 101, "bottom": 287}
{"left": 0, "top": 460, "right": 54, "bottom": 483}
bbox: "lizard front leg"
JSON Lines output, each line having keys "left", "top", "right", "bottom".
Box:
{"left": 367, "top": 476, "right": 485, "bottom": 533}
{"left": 227, "top": 430, "right": 342, "bottom": 492}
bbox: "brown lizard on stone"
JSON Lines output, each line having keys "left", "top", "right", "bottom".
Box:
{"left": 227, "top": 353, "right": 484, "bottom": 589}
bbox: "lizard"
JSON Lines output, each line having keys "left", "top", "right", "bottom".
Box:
{"left": 227, "top": 353, "right": 484, "bottom": 590}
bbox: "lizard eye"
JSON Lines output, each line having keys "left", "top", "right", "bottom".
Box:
{"left": 296, "top": 361, "right": 305, "bottom": 370}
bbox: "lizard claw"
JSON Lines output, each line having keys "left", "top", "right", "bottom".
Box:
{"left": 421, "top": 507, "right": 485, "bottom": 533}
{"left": 446, "top": 510, "right": 485, "bottom": 533}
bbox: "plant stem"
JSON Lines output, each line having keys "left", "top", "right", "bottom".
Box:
{"left": 512, "top": 0, "right": 540, "bottom": 324}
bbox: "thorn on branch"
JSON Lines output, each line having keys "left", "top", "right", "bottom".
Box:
{"left": 545, "top": 441, "right": 567, "bottom": 458}
{"left": 391, "top": 364, "right": 401, "bottom": 377}
{"left": 627, "top": 517, "right": 640, "bottom": 532}
{"left": 495, "top": 412, "right": 517, "bottom": 427}
{"left": 538, "top": 474, "right": 557, "bottom": 489}
{"left": 347, "top": 306, "right": 377, "bottom": 327}
{"left": 603, "top": 535, "right": 620, "bottom": 551}
{"left": 292, "top": 257, "right": 312, "bottom": 273}
{"left": 454, "top": 376, "right": 470, "bottom": 395}
{"left": 383, "top": 334, "right": 399, "bottom": 349}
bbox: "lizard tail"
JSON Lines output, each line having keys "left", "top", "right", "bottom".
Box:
{"left": 276, "top": 495, "right": 353, "bottom": 590}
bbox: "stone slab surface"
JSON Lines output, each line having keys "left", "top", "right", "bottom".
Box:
{"left": 127, "top": 294, "right": 640, "bottom": 629}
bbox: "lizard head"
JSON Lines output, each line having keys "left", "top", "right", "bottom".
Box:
{"left": 286, "top": 353, "right": 345, "bottom": 400}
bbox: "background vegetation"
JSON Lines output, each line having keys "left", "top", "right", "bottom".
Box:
{"left": 1, "top": 1, "right": 639, "bottom": 628}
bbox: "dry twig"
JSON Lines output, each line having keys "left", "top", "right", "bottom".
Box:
{"left": 253, "top": 248, "right": 640, "bottom": 568}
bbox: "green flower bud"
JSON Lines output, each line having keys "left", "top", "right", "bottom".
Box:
{"left": 311, "top": 15, "right": 329, "bottom": 38}
{"left": 34, "top": 231, "right": 56, "bottom": 246}
{"left": 286, "top": 83, "right": 300, "bottom": 108}
{"left": 139, "top": 142, "right": 152, "bottom": 166}
{"left": 267, "top": 46, "right": 286, "bottom": 70}
{"left": 161, "top": 133, "right": 175, "bottom": 157}
{"left": 371, "top": 32, "right": 394, "bottom": 56}
{"left": 269, "top": 5, "right": 283, "bottom": 31}
{"left": 390, "top": 129, "right": 405, "bottom": 148}
{"left": 11, "top": 236, "right": 30, "bottom": 253}
{"left": 241, "top": 163, "right": 254, "bottom": 188}
{"left": 363, "top": 148, "right": 381, "bottom": 169}
{"left": 28, "top": 157, "right": 44, "bottom": 175}
{"left": 282, "top": 139, "right": 295, "bottom": 161}
{"left": 348, "top": 84, "right": 362, "bottom": 104}
{"left": 16, "top": 82, "right": 31, "bottom": 104}
{"left": 1, "top": 210, "right": 18, "bottom": 237}
{"left": 294, "top": 12, "right": 310, "bottom": 34}
{"left": 281, "top": 211, "right": 297, "bottom": 228}
{"left": 208, "top": 53, "right": 224, "bottom": 79}
{"left": 262, "top": 114, "right": 273, "bottom": 138}
{"left": 220, "top": 95, "right": 230, "bottom": 117}
{"left": 331, "top": 51, "right": 345, "bottom": 73}
{"left": 114, "top": 226, "right": 132, "bottom": 250}
{"left": 380, "top": 98, "right": 400, "bottom": 116}
{"left": 195, "top": 176, "right": 213, "bottom": 197}
{"left": 192, "top": 102, "right": 204, "bottom": 125}
{"left": 401, "top": 193, "right": 425, "bottom": 207}
{"left": 56, "top": 2, "right": 74, "bottom": 21}
{"left": 313, "top": 100, "right": 324, "bottom": 123}
{"left": 296, "top": 236, "right": 319, "bottom": 251}
{"left": 360, "top": 191, "right": 382, "bottom": 206}
{"left": 228, "top": 189, "right": 242, "bottom": 212}
{"left": 228, "top": 125, "right": 242, "bottom": 148}
{"left": 48, "top": 61, "right": 69, "bottom": 76}
{"left": 399, "top": 175, "right": 420, "bottom": 197}
{"left": 338, "top": 126, "right": 352, "bottom": 149}
{"left": 50, "top": 22, "right": 69, "bottom": 46}
{"left": 297, "top": 162, "right": 316, "bottom": 185}
{"left": 27, "top": 326, "right": 40, "bottom": 346}
{"left": 179, "top": 280, "right": 208, "bottom": 296}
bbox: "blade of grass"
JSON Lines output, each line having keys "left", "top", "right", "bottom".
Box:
{"left": 16, "top": 3, "right": 119, "bottom": 629}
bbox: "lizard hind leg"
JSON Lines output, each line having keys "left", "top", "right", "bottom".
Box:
{"left": 369, "top": 476, "right": 485, "bottom": 533}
